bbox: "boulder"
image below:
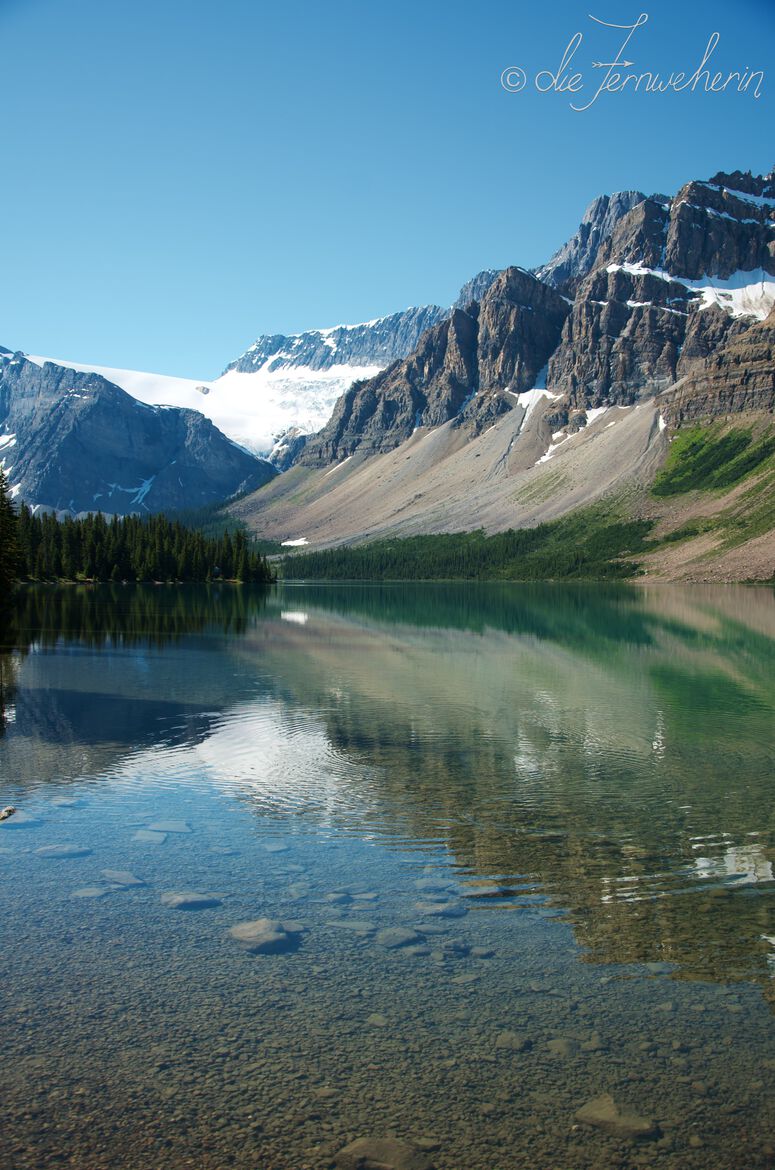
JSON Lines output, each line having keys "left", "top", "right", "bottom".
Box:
{"left": 374, "top": 927, "right": 423, "bottom": 950}
{"left": 575, "top": 1093, "right": 660, "bottom": 1140}
{"left": 333, "top": 1136, "right": 435, "bottom": 1169}
{"left": 228, "top": 917, "right": 305, "bottom": 954}
{"left": 160, "top": 891, "right": 222, "bottom": 910}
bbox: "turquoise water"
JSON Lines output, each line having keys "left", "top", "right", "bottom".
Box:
{"left": 0, "top": 583, "right": 773, "bottom": 1170}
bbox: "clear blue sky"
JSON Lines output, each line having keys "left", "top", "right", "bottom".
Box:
{"left": 1, "top": 0, "right": 772, "bottom": 377}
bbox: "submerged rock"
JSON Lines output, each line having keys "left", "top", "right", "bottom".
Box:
{"left": 575, "top": 1093, "right": 661, "bottom": 1140}
{"left": 71, "top": 886, "right": 112, "bottom": 899}
{"left": 101, "top": 869, "right": 146, "bottom": 887}
{"left": 414, "top": 877, "right": 454, "bottom": 892}
{"left": 547, "top": 1037, "right": 579, "bottom": 1058}
{"left": 375, "top": 927, "right": 423, "bottom": 950}
{"left": 160, "top": 891, "right": 223, "bottom": 910}
{"left": 413, "top": 901, "right": 467, "bottom": 919}
{"left": 495, "top": 1029, "right": 532, "bottom": 1053}
{"left": 1, "top": 810, "right": 39, "bottom": 829}
{"left": 323, "top": 892, "right": 352, "bottom": 905}
{"left": 132, "top": 830, "right": 167, "bottom": 845}
{"left": 35, "top": 844, "right": 92, "bottom": 858}
{"left": 262, "top": 839, "right": 289, "bottom": 853}
{"left": 228, "top": 917, "right": 305, "bottom": 954}
{"left": 328, "top": 918, "right": 377, "bottom": 936}
{"left": 334, "top": 1136, "right": 435, "bottom": 1169}
{"left": 147, "top": 820, "right": 191, "bottom": 834}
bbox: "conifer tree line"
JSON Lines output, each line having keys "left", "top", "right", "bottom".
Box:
{"left": 0, "top": 471, "right": 20, "bottom": 597}
{"left": 0, "top": 471, "right": 274, "bottom": 587}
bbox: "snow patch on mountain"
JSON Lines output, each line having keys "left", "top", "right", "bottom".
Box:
{"left": 697, "top": 182, "right": 775, "bottom": 210}
{"left": 605, "top": 265, "right": 775, "bottom": 320}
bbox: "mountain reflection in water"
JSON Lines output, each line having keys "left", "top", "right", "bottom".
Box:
{"left": 2, "top": 581, "right": 773, "bottom": 1003}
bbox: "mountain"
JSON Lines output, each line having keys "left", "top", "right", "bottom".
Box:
{"left": 220, "top": 305, "right": 450, "bottom": 467}
{"left": 21, "top": 352, "right": 386, "bottom": 469}
{"left": 25, "top": 306, "right": 451, "bottom": 472}
{"left": 548, "top": 173, "right": 775, "bottom": 415}
{"left": 226, "top": 305, "right": 448, "bottom": 374}
{"left": 534, "top": 190, "right": 651, "bottom": 291}
{"left": 300, "top": 269, "right": 570, "bottom": 465}
{"left": 233, "top": 167, "right": 775, "bottom": 579}
{"left": 0, "top": 353, "right": 276, "bottom": 515}
{"left": 453, "top": 270, "right": 502, "bottom": 309}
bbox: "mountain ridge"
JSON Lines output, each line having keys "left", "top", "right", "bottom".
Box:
{"left": 0, "top": 353, "right": 276, "bottom": 516}
{"left": 231, "top": 165, "right": 774, "bottom": 580}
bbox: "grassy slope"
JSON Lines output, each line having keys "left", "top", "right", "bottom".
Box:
{"left": 639, "top": 418, "right": 775, "bottom": 580}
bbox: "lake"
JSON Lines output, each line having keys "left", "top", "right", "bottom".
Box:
{"left": 1, "top": 582, "right": 773, "bottom": 1170}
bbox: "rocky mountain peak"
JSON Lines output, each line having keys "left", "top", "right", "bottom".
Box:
{"left": 707, "top": 168, "right": 775, "bottom": 199}
{"left": 548, "top": 168, "right": 775, "bottom": 410}
{"left": 535, "top": 190, "right": 648, "bottom": 292}
{"left": 226, "top": 305, "right": 449, "bottom": 375}
{"left": 453, "top": 269, "right": 502, "bottom": 310}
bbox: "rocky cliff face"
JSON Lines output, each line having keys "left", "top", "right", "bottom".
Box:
{"left": 547, "top": 173, "right": 775, "bottom": 411}
{"left": 547, "top": 265, "right": 754, "bottom": 407}
{"left": 0, "top": 354, "right": 276, "bottom": 514}
{"left": 477, "top": 268, "right": 570, "bottom": 392}
{"left": 301, "top": 310, "right": 478, "bottom": 464}
{"left": 301, "top": 270, "right": 570, "bottom": 465}
{"left": 658, "top": 307, "right": 775, "bottom": 424}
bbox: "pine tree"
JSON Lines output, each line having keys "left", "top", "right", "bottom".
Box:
{"left": 0, "top": 470, "right": 20, "bottom": 600}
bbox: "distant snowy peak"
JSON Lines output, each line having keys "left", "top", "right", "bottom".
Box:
{"left": 227, "top": 304, "right": 449, "bottom": 374}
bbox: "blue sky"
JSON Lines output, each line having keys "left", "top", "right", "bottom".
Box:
{"left": 1, "top": 0, "right": 772, "bottom": 376}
